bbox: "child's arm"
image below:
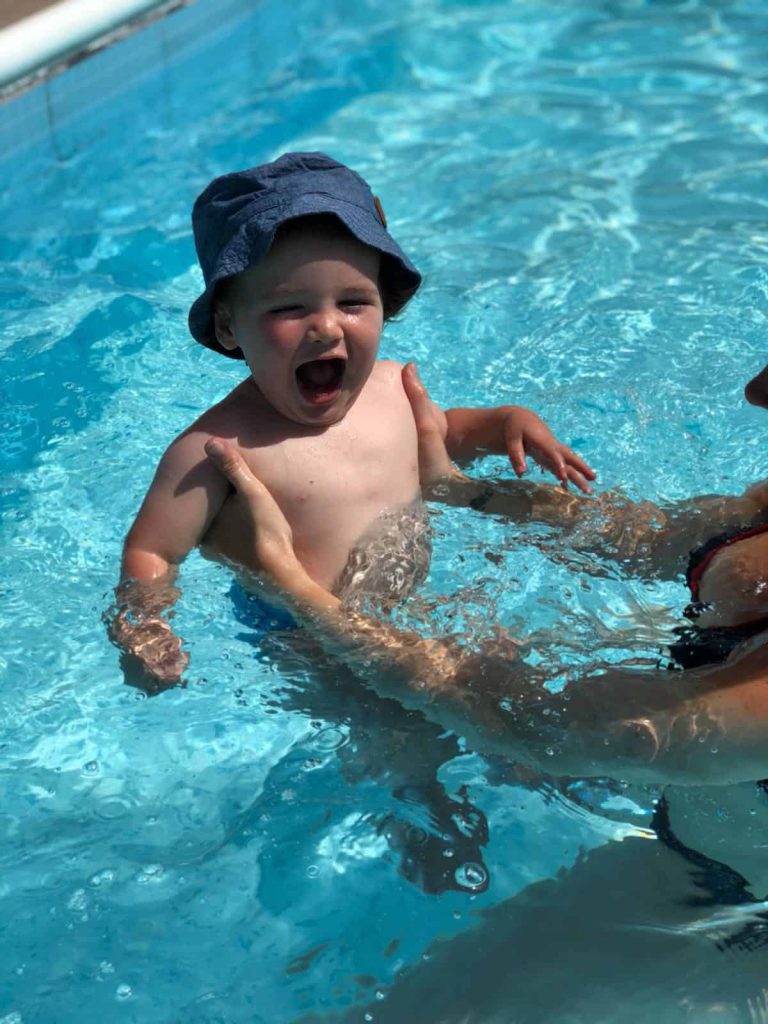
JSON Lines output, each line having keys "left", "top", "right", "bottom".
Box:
{"left": 401, "top": 364, "right": 586, "bottom": 523}
{"left": 108, "top": 431, "right": 231, "bottom": 693}
{"left": 441, "top": 403, "right": 596, "bottom": 493}
{"left": 403, "top": 364, "right": 768, "bottom": 580}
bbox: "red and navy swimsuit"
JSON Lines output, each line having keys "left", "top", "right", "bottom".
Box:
{"left": 667, "top": 523, "right": 768, "bottom": 671}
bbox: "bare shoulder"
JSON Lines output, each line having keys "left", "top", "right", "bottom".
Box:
{"left": 368, "top": 359, "right": 409, "bottom": 400}
{"left": 372, "top": 358, "right": 405, "bottom": 380}
{"left": 181, "top": 379, "right": 253, "bottom": 435}
{"left": 152, "top": 381, "right": 250, "bottom": 483}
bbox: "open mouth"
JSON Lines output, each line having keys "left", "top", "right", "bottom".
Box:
{"left": 295, "top": 358, "right": 346, "bottom": 405}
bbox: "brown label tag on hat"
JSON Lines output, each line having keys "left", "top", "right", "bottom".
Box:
{"left": 374, "top": 196, "right": 387, "bottom": 228}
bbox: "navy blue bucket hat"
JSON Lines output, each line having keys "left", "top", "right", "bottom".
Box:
{"left": 188, "top": 152, "right": 422, "bottom": 358}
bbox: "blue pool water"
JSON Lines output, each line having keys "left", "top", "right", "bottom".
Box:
{"left": 2, "top": 0, "right": 768, "bottom": 1020}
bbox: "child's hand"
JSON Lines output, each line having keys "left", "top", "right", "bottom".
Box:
{"left": 108, "top": 605, "right": 189, "bottom": 695}
{"left": 502, "top": 407, "right": 595, "bottom": 493}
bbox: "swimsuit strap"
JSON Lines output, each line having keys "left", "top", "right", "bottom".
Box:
{"left": 686, "top": 523, "right": 768, "bottom": 602}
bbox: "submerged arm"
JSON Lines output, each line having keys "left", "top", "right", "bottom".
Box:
{"left": 205, "top": 437, "right": 768, "bottom": 788}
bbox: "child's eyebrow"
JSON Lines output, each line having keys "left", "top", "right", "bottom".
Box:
{"left": 250, "top": 283, "right": 302, "bottom": 301}
{"left": 340, "top": 283, "right": 380, "bottom": 295}
{"left": 262, "top": 281, "right": 380, "bottom": 297}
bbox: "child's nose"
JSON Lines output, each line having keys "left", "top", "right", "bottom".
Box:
{"left": 305, "top": 310, "right": 343, "bottom": 344}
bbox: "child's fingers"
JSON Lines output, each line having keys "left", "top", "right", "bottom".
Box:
{"left": 564, "top": 449, "right": 596, "bottom": 481}
{"left": 532, "top": 445, "right": 568, "bottom": 487}
{"left": 503, "top": 426, "right": 527, "bottom": 478}
{"left": 566, "top": 465, "right": 593, "bottom": 494}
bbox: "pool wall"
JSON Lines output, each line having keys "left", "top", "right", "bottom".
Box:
{"left": 0, "top": 0, "right": 263, "bottom": 167}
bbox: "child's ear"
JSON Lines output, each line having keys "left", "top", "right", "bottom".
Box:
{"left": 213, "top": 302, "right": 238, "bottom": 351}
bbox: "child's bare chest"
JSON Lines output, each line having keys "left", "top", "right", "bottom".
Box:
{"left": 235, "top": 386, "right": 420, "bottom": 585}
{"left": 249, "top": 403, "right": 416, "bottom": 504}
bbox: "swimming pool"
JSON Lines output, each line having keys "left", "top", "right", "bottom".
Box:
{"left": 1, "top": 0, "right": 767, "bottom": 1020}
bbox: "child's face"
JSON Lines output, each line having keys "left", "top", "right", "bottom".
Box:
{"left": 214, "top": 224, "right": 384, "bottom": 427}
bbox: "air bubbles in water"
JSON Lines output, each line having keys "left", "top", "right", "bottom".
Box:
{"left": 136, "top": 864, "right": 164, "bottom": 885}
{"left": 451, "top": 811, "right": 479, "bottom": 839}
{"left": 89, "top": 869, "right": 115, "bottom": 888}
{"left": 312, "top": 726, "right": 348, "bottom": 752}
{"left": 405, "top": 825, "right": 428, "bottom": 847}
{"left": 66, "top": 889, "right": 87, "bottom": 912}
{"left": 454, "top": 861, "right": 488, "bottom": 891}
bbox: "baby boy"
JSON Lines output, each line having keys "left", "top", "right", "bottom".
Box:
{"left": 112, "top": 153, "right": 593, "bottom": 690}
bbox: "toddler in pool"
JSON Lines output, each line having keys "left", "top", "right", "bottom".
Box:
{"left": 112, "top": 152, "right": 594, "bottom": 690}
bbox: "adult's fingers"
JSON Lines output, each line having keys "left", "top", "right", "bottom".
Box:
{"left": 402, "top": 362, "right": 439, "bottom": 434}
{"left": 402, "top": 363, "right": 456, "bottom": 482}
{"left": 205, "top": 437, "right": 266, "bottom": 499}
{"left": 205, "top": 438, "right": 295, "bottom": 560}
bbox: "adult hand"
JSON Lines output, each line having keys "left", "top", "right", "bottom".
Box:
{"left": 401, "top": 363, "right": 468, "bottom": 486}
{"left": 204, "top": 438, "right": 300, "bottom": 587}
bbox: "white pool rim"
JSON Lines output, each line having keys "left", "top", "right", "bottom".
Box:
{"left": 0, "top": 0, "right": 176, "bottom": 94}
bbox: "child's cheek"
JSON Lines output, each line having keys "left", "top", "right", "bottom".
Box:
{"left": 261, "top": 320, "right": 300, "bottom": 351}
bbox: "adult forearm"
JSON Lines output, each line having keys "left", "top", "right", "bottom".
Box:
{"left": 285, "top": 574, "right": 768, "bottom": 787}
{"left": 463, "top": 648, "right": 768, "bottom": 786}
{"left": 275, "top": 558, "right": 479, "bottom": 720}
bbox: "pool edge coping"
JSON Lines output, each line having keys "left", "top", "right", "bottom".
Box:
{"left": 0, "top": 0, "right": 191, "bottom": 102}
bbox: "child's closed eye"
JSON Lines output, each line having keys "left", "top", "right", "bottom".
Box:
{"left": 268, "top": 304, "right": 304, "bottom": 316}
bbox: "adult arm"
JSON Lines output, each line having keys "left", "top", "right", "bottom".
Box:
{"left": 203, "top": 436, "right": 768, "bottom": 788}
